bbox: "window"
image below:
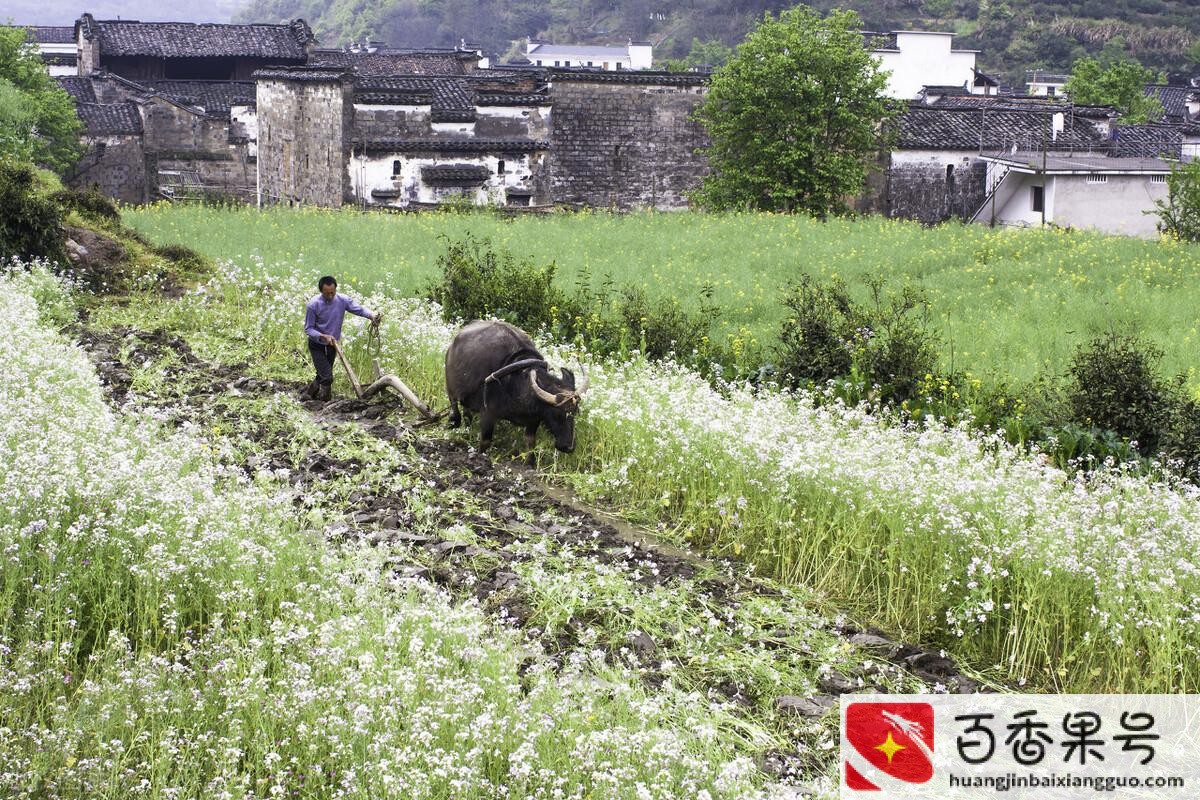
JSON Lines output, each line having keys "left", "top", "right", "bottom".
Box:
{"left": 535, "top": 60, "right": 542, "bottom": 66}
{"left": 1031, "top": 185, "right": 1044, "bottom": 213}
{"left": 602, "top": 61, "right": 609, "bottom": 69}
{"left": 587, "top": 61, "right": 593, "bottom": 66}
{"left": 615, "top": 62, "right": 623, "bottom": 70}
{"left": 392, "top": 159, "right": 402, "bottom": 177}
{"left": 1047, "top": 86, "right": 1056, "bottom": 97}
{"left": 497, "top": 159, "right": 506, "bottom": 176}
{"left": 1086, "top": 174, "right": 1108, "bottom": 184}
{"left": 1151, "top": 174, "right": 1167, "bottom": 184}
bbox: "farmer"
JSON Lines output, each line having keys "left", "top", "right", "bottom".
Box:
{"left": 301, "top": 275, "right": 381, "bottom": 401}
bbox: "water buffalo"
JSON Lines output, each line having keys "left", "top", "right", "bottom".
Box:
{"left": 445, "top": 320, "right": 588, "bottom": 453}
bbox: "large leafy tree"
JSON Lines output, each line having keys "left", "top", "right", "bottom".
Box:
{"left": 1064, "top": 57, "right": 1164, "bottom": 123}
{"left": 693, "top": 6, "right": 895, "bottom": 215}
{"left": 0, "top": 26, "right": 82, "bottom": 174}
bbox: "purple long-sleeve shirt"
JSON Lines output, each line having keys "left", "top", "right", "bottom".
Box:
{"left": 304, "top": 293, "right": 374, "bottom": 344}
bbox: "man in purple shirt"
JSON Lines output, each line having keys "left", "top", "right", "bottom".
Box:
{"left": 301, "top": 275, "right": 380, "bottom": 401}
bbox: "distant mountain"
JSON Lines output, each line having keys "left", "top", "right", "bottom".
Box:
{"left": 3, "top": 0, "right": 243, "bottom": 26}
{"left": 235, "top": 0, "right": 1199, "bottom": 84}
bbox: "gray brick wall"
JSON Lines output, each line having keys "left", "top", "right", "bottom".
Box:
{"left": 548, "top": 80, "right": 710, "bottom": 210}
{"left": 258, "top": 76, "right": 352, "bottom": 207}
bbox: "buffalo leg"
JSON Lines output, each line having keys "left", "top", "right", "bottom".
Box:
{"left": 448, "top": 398, "right": 462, "bottom": 428}
{"left": 479, "top": 410, "right": 496, "bottom": 451}
{"left": 523, "top": 423, "right": 538, "bottom": 466}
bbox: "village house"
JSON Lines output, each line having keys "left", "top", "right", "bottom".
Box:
{"left": 523, "top": 39, "right": 652, "bottom": 71}
{"left": 2, "top": 25, "right": 79, "bottom": 76}
{"left": 867, "top": 30, "right": 982, "bottom": 99}
{"left": 974, "top": 151, "right": 1171, "bottom": 237}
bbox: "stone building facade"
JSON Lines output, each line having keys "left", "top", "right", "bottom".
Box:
{"left": 546, "top": 71, "right": 708, "bottom": 210}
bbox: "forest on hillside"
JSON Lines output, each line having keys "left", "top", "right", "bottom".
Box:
{"left": 236, "top": 0, "right": 1199, "bottom": 83}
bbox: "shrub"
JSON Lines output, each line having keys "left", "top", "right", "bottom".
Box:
{"left": 51, "top": 186, "right": 120, "bottom": 224}
{"left": 776, "top": 275, "right": 939, "bottom": 404}
{"left": 776, "top": 275, "right": 854, "bottom": 384}
{"left": 616, "top": 284, "right": 720, "bottom": 364}
{"left": 426, "top": 234, "right": 565, "bottom": 333}
{"left": 1066, "top": 331, "right": 1167, "bottom": 455}
{"left": 1153, "top": 158, "right": 1200, "bottom": 242}
{"left": 0, "top": 161, "right": 64, "bottom": 262}
{"left": 154, "top": 242, "right": 210, "bottom": 277}
{"left": 1159, "top": 393, "right": 1200, "bottom": 482}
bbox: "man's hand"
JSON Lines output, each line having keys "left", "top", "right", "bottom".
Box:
{"left": 371, "top": 311, "right": 383, "bottom": 326}
{"left": 320, "top": 333, "right": 335, "bottom": 345}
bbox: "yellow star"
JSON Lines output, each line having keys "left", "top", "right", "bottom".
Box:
{"left": 874, "top": 731, "right": 906, "bottom": 763}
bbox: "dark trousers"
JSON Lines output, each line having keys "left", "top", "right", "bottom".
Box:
{"left": 308, "top": 340, "right": 337, "bottom": 385}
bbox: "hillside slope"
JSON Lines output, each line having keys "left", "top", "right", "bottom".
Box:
{"left": 235, "top": 0, "right": 1199, "bottom": 81}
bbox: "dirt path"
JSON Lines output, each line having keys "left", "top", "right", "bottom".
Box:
{"left": 78, "top": 324, "right": 984, "bottom": 787}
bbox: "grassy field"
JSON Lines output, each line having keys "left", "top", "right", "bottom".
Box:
{"left": 125, "top": 204, "right": 1200, "bottom": 392}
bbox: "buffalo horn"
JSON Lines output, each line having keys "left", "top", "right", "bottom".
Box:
{"left": 529, "top": 370, "right": 562, "bottom": 405}
{"left": 575, "top": 364, "right": 589, "bottom": 396}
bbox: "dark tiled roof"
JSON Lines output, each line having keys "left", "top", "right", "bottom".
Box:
{"left": 5, "top": 25, "right": 76, "bottom": 43}
{"left": 43, "top": 53, "right": 78, "bottom": 66}
{"left": 355, "top": 75, "right": 477, "bottom": 121}
{"left": 923, "top": 85, "right": 970, "bottom": 95}
{"left": 421, "top": 164, "right": 491, "bottom": 185}
{"left": 476, "top": 93, "right": 550, "bottom": 105}
{"left": 56, "top": 76, "right": 97, "bottom": 103}
{"left": 77, "top": 14, "right": 313, "bottom": 60}
{"left": 1112, "top": 123, "right": 1183, "bottom": 158}
{"left": 138, "top": 81, "right": 257, "bottom": 118}
{"left": 547, "top": 68, "right": 707, "bottom": 86}
{"left": 76, "top": 101, "right": 143, "bottom": 136}
{"left": 895, "top": 105, "right": 1106, "bottom": 151}
{"left": 927, "top": 95, "right": 1117, "bottom": 119}
{"left": 254, "top": 67, "right": 347, "bottom": 82}
{"left": 1144, "top": 84, "right": 1193, "bottom": 121}
{"left": 357, "top": 138, "right": 548, "bottom": 153}
{"left": 309, "top": 49, "right": 470, "bottom": 75}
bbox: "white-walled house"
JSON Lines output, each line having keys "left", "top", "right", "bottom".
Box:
{"left": 525, "top": 40, "right": 652, "bottom": 70}
{"left": 974, "top": 152, "right": 1170, "bottom": 237}
{"left": 1026, "top": 71, "right": 1070, "bottom": 97}
{"left": 2, "top": 25, "right": 78, "bottom": 75}
{"left": 868, "top": 31, "right": 978, "bottom": 100}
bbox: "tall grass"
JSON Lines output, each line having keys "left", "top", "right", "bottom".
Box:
{"left": 1, "top": 265, "right": 773, "bottom": 799}
{"left": 124, "top": 204, "right": 1200, "bottom": 392}
{"left": 116, "top": 260, "right": 1200, "bottom": 694}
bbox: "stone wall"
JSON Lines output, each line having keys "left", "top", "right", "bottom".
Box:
{"left": 67, "top": 135, "right": 149, "bottom": 204}
{"left": 257, "top": 71, "right": 352, "bottom": 207}
{"left": 547, "top": 75, "right": 710, "bottom": 210}
{"left": 881, "top": 151, "right": 987, "bottom": 223}
{"left": 353, "top": 104, "right": 432, "bottom": 139}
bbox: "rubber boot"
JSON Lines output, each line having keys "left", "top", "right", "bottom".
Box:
{"left": 317, "top": 382, "right": 332, "bottom": 402}
{"left": 299, "top": 380, "right": 319, "bottom": 400}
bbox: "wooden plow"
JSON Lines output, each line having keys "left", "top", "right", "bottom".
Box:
{"left": 331, "top": 328, "right": 439, "bottom": 423}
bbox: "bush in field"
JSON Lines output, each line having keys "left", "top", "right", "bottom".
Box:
{"left": 0, "top": 161, "right": 64, "bottom": 262}
{"left": 1160, "top": 393, "right": 1200, "bottom": 481}
{"left": 614, "top": 284, "right": 721, "bottom": 364}
{"left": 1066, "top": 331, "right": 1168, "bottom": 455}
{"left": 51, "top": 186, "right": 120, "bottom": 223}
{"left": 426, "top": 234, "right": 564, "bottom": 333}
{"left": 777, "top": 275, "right": 939, "bottom": 404}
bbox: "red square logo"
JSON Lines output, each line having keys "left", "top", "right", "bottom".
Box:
{"left": 844, "top": 702, "right": 935, "bottom": 791}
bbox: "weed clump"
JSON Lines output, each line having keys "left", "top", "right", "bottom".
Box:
{"left": 1066, "top": 331, "right": 1168, "bottom": 455}
{"left": 776, "top": 275, "right": 939, "bottom": 405}
{"left": 0, "top": 162, "right": 64, "bottom": 263}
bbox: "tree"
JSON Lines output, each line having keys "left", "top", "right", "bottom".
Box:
{"left": 0, "top": 26, "right": 82, "bottom": 174}
{"left": 693, "top": 6, "right": 896, "bottom": 215}
{"left": 1153, "top": 159, "right": 1200, "bottom": 242}
{"left": 1063, "top": 57, "right": 1164, "bottom": 123}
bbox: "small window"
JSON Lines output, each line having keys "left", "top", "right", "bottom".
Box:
{"left": 497, "top": 159, "right": 506, "bottom": 175}
{"left": 1047, "top": 86, "right": 1056, "bottom": 97}
{"left": 554, "top": 60, "right": 560, "bottom": 66}
{"left": 1151, "top": 174, "right": 1167, "bottom": 184}
{"left": 536, "top": 60, "right": 542, "bottom": 66}
{"left": 1086, "top": 174, "right": 1108, "bottom": 184}
{"left": 587, "top": 61, "right": 593, "bottom": 66}
{"left": 1032, "top": 185, "right": 1044, "bottom": 213}
{"left": 392, "top": 159, "right": 402, "bottom": 176}
{"left": 945, "top": 164, "right": 955, "bottom": 180}
{"left": 602, "top": 61, "right": 609, "bottom": 69}
{"left": 615, "top": 63, "right": 623, "bottom": 70}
